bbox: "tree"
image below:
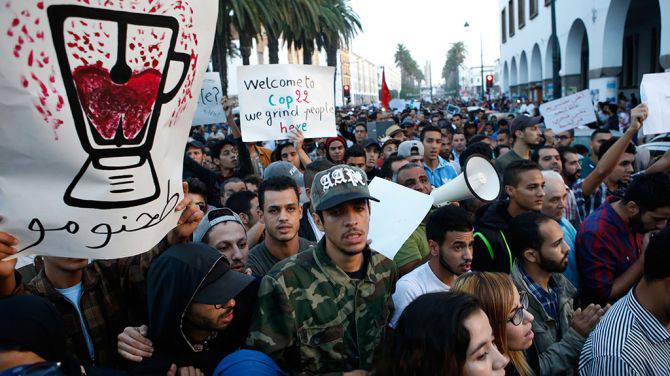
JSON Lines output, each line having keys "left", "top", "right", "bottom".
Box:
{"left": 316, "top": 0, "right": 361, "bottom": 67}
{"left": 441, "top": 42, "right": 467, "bottom": 95}
{"left": 394, "top": 44, "right": 424, "bottom": 98}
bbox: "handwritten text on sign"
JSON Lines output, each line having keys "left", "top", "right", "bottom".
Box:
{"left": 192, "top": 72, "right": 226, "bottom": 126}
{"left": 540, "top": 89, "right": 597, "bottom": 132}
{"left": 237, "top": 65, "right": 336, "bottom": 142}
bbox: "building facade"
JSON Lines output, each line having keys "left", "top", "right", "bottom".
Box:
{"left": 499, "top": 0, "right": 669, "bottom": 103}
{"left": 460, "top": 65, "right": 499, "bottom": 98}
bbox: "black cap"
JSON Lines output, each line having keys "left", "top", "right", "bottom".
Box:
{"left": 194, "top": 258, "right": 255, "bottom": 305}
{"left": 187, "top": 140, "right": 206, "bottom": 150}
{"left": 362, "top": 138, "right": 381, "bottom": 151}
{"left": 510, "top": 115, "right": 543, "bottom": 135}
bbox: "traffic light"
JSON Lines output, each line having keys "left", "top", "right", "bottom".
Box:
{"left": 485, "top": 74, "right": 494, "bottom": 89}
{"left": 343, "top": 84, "right": 351, "bottom": 98}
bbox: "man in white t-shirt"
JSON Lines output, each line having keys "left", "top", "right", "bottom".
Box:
{"left": 390, "top": 205, "right": 475, "bottom": 327}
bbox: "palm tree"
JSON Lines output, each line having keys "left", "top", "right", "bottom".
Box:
{"left": 442, "top": 42, "right": 468, "bottom": 94}
{"left": 273, "top": 0, "right": 320, "bottom": 65}
{"left": 395, "top": 44, "right": 423, "bottom": 97}
{"left": 316, "top": 0, "right": 361, "bottom": 67}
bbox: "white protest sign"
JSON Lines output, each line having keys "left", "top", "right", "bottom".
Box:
{"left": 388, "top": 98, "right": 407, "bottom": 110}
{"left": 640, "top": 72, "right": 670, "bottom": 136}
{"left": 0, "top": 1, "right": 217, "bottom": 259}
{"left": 192, "top": 72, "right": 226, "bottom": 126}
{"left": 368, "top": 178, "right": 433, "bottom": 260}
{"left": 237, "top": 64, "right": 336, "bottom": 142}
{"left": 539, "top": 89, "right": 597, "bottom": 132}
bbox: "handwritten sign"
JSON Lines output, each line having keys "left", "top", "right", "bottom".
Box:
{"left": 237, "top": 64, "right": 336, "bottom": 142}
{"left": 640, "top": 72, "right": 670, "bottom": 136}
{"left": 540, "top": 89, "right": 597, "bottom": 132}
{"left": 0, "top": 1, "right": 217, "bottom": 259}
{"left": 192, "top": 72, "right": 226, "bottom": 126}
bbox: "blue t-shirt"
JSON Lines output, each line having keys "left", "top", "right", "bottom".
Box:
{"left": 57, "top": 282, "right": 95, "bottom": 360}
{"left": 560, "top": 217, "right": 579, "bottom": 291}
{"left": 424, "top": 156, "right": 458, "bottom": 188}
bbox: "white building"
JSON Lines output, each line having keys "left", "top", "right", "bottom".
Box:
{"left": 460, "top": 65, "right": 499, "bottom": 97}
{"left": 499, "top": 0, "right": 669, "bottom": 102}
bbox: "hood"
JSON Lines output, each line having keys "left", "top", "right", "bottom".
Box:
{"left": 146, "top": 243, "right": 226, "bottom": 354}
{"left": 475, "top": 200, "right": 512, "bottom": 230}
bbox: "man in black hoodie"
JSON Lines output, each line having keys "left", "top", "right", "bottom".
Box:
{"left": 134, "top": 243, "right": 255, "bottom": 375}
{"left": 473, "top": 160, "right": 545, "bottom": 273}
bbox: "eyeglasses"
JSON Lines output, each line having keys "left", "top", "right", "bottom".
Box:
{"left": 508, "top": 292, "right": 529, "bottom": 326}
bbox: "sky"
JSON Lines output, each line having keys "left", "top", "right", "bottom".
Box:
{"left": 349, "top": 0, "right": 502, "bottom": 85}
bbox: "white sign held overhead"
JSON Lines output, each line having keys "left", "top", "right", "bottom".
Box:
{"left": 192, "top": 72, "right": 226, "bottom": 126}
{"left": 368, "top": 178, "right": 433, "bottom": 260}
{"left": 237, "top": 64, "right": 337, "bottom": 142}
{"left": 0, "top": 1, "right": 217, "bottom": 260}
{"left": 540, "top": 89, "right": 597, "bottom": 132}
{"left": 640, "top": 72, "right": 670, "bottom": 136}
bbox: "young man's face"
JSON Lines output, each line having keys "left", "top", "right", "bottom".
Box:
{"left": 506, "top": 169, "right": 545, "bottom": 212}
{"left": 246, "top": 197, "right": 262, "bottom": 227}
{"left": 318, "top": 199, "right": 370, "bottom": 255}
{"left": 557, "top": 132, "right": 573, "bottom": 147}
{"left": 206, "top": 221, "right": 248, "bottom": 273}
{"left": 221, "top": 181, "right": 247, "bottom": 207}
{"left": 607, "top": 153, "right": 635, "bottom": 186}
{"left": 630, "top": 206, "right": 670, "bottom": 233}
{"left": 441, "top": 135, "right": 452, "bottom": 156}
{"left": 397, "top": 166, "right": 432, "bottom": 194}
{"left": 354, "top": 125, "right": 368, "bottom": 142}
{"left": 364, "top": 146, "right": 380, "bottom": 170}
{"left": 382, "top": 143, "right": 398, "bottom": 159}
{"left": 391, "top": 131, "right": 407, "bottom": 142}
{"left": 589, "top": 133, "right": 612, "bottom": 157}
{"left": 261, "top": 189, "right": 302, "bottom": 243}
{"left": 347, "top": 156, "right": 366, "bottom": 170}
{"left": 497, "top": 133, "right": 509, "bottom": 146}
{"left": 422, "top": 130, "right": 442, "bottom": 162}
{"left": 536, "top": 220, "right": 569, "bottom": 273}
{"left": 406, "top": 154, "right": 424, "bottom": 165}
{"left": 541, "top": 182, "right": 567, "bottom": 220}
{"left": 219, "top": 144, "right": 239, "bottom": 169}
{"left": 562, "top": 152, "right": 581, "bottom": 182}
{"left": 538, "top": 148, "right": 562, "bottom": 173}
{"left": 188, "top": 192, "right": 207, "bottom": 213}
{"left": 452, "top": 134, "right": 467, "bottom": 152}
{"left": 187, "top": 146, "right": 205, "bottom": 165}
{"left": 328, "top": 141, "right": 345, "bottom": 163}
{"left": 281, "top": 145, "right": 300, "bottom": 169}
{"left": 429, "top": 230, "right": 474, "bottom": 276}
{"left": 543, "top": 130, "right": 556, "bottom": 147}
{"left": 186, "top": 299, "right": 235, "bottom": 333}
{"left": 519, "top": 125, "right": 542, "bottom": 146}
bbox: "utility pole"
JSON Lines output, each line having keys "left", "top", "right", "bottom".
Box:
{"left": 550, "top": 0, "right": 561, "bottom": 99}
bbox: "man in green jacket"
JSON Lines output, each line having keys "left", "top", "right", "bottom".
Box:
{"left": 246, "top": 165, "right": 397, "bottom": 375}
{"left": 508, "top": 212, "right": 608, "bottom": 375}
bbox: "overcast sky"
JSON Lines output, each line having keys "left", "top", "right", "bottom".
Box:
{"left": 349, "top": 0, "right": 501, "bottom": 84}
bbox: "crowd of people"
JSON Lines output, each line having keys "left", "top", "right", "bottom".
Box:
{"left": 1, "top": 94, "right": 670, "bottom": 376}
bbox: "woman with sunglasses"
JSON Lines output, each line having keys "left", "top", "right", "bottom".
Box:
{"left": 453, "top": 272, "right": 539, "bottom": 376}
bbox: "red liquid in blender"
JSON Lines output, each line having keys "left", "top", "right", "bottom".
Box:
{"left": 72, "top": 63, "right": 162, "bottom": 141}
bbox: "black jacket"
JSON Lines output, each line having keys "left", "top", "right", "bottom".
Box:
{"left": 298, "top": 202, "right": 317, "bottom": 242}
{"left": 472, "top": 201, "right": 514, "bottom": 273}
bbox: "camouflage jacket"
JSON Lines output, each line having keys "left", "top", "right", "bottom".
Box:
{"left": 246, "top": 239, "right": 397, "bottom": 375}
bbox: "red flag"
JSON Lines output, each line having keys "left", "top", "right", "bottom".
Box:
{"left": 380, "top": 67, "right": 391, "bottom": 112}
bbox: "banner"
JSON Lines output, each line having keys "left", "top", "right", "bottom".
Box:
{"left": 237, "top": 64, "right": 336, "bottom": 142}
{"left": 640, "top": 72, "right": 670, "bottom": 136}
{"left": 192, "top": 72, "right": 226, "bottom": 126}
{"left": 0, "top": 1, "right": 217, "bottom": 259}
{"left": 540, "top": 89, "right": 597, "bottom": 132}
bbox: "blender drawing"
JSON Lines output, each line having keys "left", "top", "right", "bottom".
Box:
{"left": 47, "top": 5, "right": 190, "bottom": 209}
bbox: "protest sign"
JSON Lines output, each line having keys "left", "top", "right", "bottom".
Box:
{"left": 366, "top": 120, "right": 395, "bottom": 140}
{"left": 389, "top": 98, "right": 407, "bottom": 110}
{"left": 237, "top": 64, "right": 336, "bottom": 142}
{"left": 192, "top": 72, "right": 226, "bottom": 126}
{"left": 368, "top": 177, "right": 433, "bottom": 260}
{"left": 446, "top": 103, "right": 461, "bottom": 115}
{"left": 640, "top": 72, "right": 670, "bottom": 136}
{"left": 540, "top": 89, "right": 597, "bottom": 132}
{"left": 0, "top": 1, "right": 217, "bottom": 260}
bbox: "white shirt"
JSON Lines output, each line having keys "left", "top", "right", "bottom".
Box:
{"left": 390, "top": 262, "right": 450, "bottom": 328}
{"left": 306, "top": 207, "right": 324, "bottom": 242}
{"left": 57, "top": 282, "right": 95, "bottom": 359}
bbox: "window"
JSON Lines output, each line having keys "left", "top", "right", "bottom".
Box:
{"left": 501, "top": 9, "right": 507, "bottom": 43}
{"left": 518, "top": 0, "right": 525, "bottom": 28}
{"left": 530, "top": 0, "right": 538, "bottom": 19}
{"left": 509, "top": 0, "right": 515, "bottom": 36}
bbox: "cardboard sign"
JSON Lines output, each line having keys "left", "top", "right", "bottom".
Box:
{"left": 540, "top": 89, "right": 597, "bottom": 132}
{"left": 640, "top": 72, "right": 670, "bottom": 136}
{"left": 366, "top": 120, "right": 395, "bottom": 140}
{"left": 237, "top": 64, "right": 336, "bottom": 142}
{"left": 0, "top": 1, "right": 217, "bottom": 259}
{"left": 446, "top": 104, "right": 461, "bottom": 115}
{"left": 192, "top": 72, "right": 226, "bottom": 126}
{"left": 368, "top": 178, "right": 433, "bottom": 260}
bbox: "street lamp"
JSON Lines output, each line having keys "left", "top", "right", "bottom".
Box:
{"left": 550, "top": 0, "right": 561, "bottom": 99}
{"left": 464, "top": 21, "right": 485, "bottom": 101}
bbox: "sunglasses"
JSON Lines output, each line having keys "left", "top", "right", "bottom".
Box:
{"left": 508, "top": 292, "right": 529, "bottom": 326}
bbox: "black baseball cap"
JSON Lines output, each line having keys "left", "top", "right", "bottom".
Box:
{"left": 362, "top": 138, "right": 381, "bottom": 151}
{"left": 510, "top": 115, "right": 543, "bottom": 135}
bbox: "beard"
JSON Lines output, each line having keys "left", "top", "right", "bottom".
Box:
{"left": 439, "top": 253, "right": 466, "bottom": 276}
{"left": 538, "top": 253, "right": 568, "bottom": 273}
{"left": 629, "top": 212, "right": 648, "bottom": 234}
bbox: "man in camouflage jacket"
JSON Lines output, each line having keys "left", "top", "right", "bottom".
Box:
{"left": 246, "top": 165, "right": 397, "bottom": 375}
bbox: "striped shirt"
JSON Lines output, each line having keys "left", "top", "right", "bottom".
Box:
{"left": 579, "top": 289, "right": 670, "bottom": 375}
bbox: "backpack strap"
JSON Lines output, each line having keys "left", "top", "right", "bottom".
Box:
{"left": 474, "top": 232, "right": 494, "bottom": 260}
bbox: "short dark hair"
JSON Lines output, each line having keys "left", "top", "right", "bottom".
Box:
{"left": 258, "top": 176, "right": 300, "bottom": 210}
{"left": 503, "top": 160, "right": 541, "bottom": 187}
{"left": 590, "top": 128, "right": 611, "bottom": 141}
{"left": 574, "top": 144, "right": 589, "bottom": 156}
{"left": 531, "top": 145, "right": 558, "bottom": 164}
{"left": 459, "top": 143, "right": 493, "bottom": 170}
{"left": 498, "top": 119, "right": 509, "bottom": 127}
{"left": 380, "top": 154, "right": 404, "bottom": 179}
{"left": 452, "top": 113, "right": 462, "bottom": 119}
{"left": 494, "top": 144, "right": 510, "bottom": 158}
{"left": 345, "top": 144, "right": 366, "bottom": 160}
{"left": 304, "top": 159, "right": 335, "bottom": 191}
{"left": 210, "top": 139, "right": 237, "bottom": 159}
{"left": 643, "top": 226, "right": 670, "bottom": 282}
{"left": 420, "top": 125, "right": 442, "bottom": 141}
{"left": 468, "top": 134, "right": 489, "bottom": 144}
{"left": 225, "top": 190, "right": 257, "bottom": 218}
{"left": 243, "top": 174, "right": 262, "bottom": 188}
{"left": 508, "top": 212, "right": 557, "bottom": 260}
{"left": 354, "top": 122, "right": 367, "bottom": 131}
{"left": 557, "top": 146, "right": 579, "bottom": 165}
{"left": 497, "top": 129, "right": 510, "bottom": 137}
{"left": 272, "top": 141, "right": 295, "bottom": 162}
{"left": 186, "top": 177, "right": 208, "bottom": 202}
{"left": 622, "top": 172, "right": 670, "bottom": 212}
{"left": 221, "top": 177, "right": 244, "bottom": 193}
{"left": 597, "top": 137, "right": 636, "bottom": 160}
{"left": 426, "top": 205, "right": 474, "bottom": 246}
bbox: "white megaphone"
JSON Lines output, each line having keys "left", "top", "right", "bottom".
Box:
{"left": 430, "top": 154, "right": 500, "bottom": 207}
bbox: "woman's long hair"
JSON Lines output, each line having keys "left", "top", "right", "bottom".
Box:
{"left": 452, "top": 272, "right": 534, "bottom": 376}
{"left": 374, "top": 291, "right": 481, "bottom": 376}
